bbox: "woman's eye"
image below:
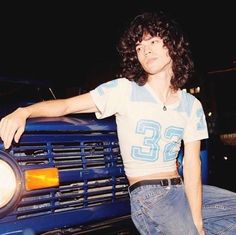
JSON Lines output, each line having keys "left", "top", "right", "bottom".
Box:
{"left": 151, "top": 40, "right": 158, "bottom": 45}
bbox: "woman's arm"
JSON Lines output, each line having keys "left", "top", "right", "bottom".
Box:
{"left": 0, "top": 92, "right": 97, "bottom": 149}
{"left": 183, "top": 140, "right": 205, "bottom": 235}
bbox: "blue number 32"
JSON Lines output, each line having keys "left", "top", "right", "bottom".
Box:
{"left": 131, "top": 119, "right": 183, "bottom": 162}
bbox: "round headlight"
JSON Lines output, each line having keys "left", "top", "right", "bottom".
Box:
{"left": 0, "top": 159, "right": 17, "bottom": 208}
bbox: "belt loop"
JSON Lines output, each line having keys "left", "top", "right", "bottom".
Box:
{"left": 168, "top": 178, "right": 171, "bottom": 186}
{"left": 128, "top": 186, "right": 132, "bottom": 197}
{"left": 160, "top": 179, "right": 168, "bottom": 186}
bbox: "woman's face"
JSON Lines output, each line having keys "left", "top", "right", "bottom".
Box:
{"left": 135, "top": 33, "right": 172, "bottom": 75}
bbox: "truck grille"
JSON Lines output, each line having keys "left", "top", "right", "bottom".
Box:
{"left": 8, "top": 131, "right": 129, "bottom": 220}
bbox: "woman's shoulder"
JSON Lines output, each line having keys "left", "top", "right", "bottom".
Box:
{"left": 180, "top": 89, "right": 200, "bottom": 104}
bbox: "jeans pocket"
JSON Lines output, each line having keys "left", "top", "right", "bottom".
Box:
{"left": 132, "top": 185, "right": 169, "bottom": 210}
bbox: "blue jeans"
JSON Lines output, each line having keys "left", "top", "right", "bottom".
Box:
{"left": 129, "top": 184, "right": 236, "bottom": 234}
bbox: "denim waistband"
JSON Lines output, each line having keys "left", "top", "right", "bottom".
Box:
{"left": 129, "top": 177, "right": 182, "bottom": 192}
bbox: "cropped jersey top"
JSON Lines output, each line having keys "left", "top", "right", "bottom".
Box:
{"left": 90, "top": 78, "right": 208, "bottom": 177}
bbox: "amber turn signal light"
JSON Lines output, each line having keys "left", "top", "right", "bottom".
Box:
{"left": 25, "top": 168, "right": 59, "bottom": 190}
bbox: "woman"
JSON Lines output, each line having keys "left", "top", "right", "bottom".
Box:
{"left": 1, "top": 11, "right": 236, "bottom": 235}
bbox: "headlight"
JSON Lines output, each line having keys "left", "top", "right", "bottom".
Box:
{"left": 0, "top": 160, "right": 17, "bottom": 208}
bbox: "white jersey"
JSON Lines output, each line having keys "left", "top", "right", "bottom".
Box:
{"left": 90, "top": 78, "right": 208, "bottom": 177}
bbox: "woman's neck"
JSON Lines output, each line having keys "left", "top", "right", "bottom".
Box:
{"left": 147, "top": 73, "right": 172, "bottom": 100}
{"left": 147, "top": 73, "right": 179, "bottom": 111}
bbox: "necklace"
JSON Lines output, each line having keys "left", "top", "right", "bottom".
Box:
{"left": 162, "top": 89, "right": 172, "bottom": 111}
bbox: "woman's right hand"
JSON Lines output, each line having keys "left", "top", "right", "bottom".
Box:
{"left": 0, "top": 107, "right": 29, "bottom": 149}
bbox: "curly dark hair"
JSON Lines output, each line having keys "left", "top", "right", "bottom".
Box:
{"left": 117, "top": 11, "right": 194, "bottom": 90}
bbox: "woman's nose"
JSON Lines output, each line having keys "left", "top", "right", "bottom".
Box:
{"left": 144, "top": 46, "right": 151, "bottom": 55}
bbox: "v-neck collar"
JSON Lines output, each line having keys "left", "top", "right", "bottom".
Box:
{"left": 144, "top": 83, "right": 182, "bottom": 109}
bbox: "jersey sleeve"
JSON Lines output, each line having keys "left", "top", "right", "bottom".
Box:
{"left": 89, "top": 78, "right": 127, "bottom": 119}
{"left": 183, "top": 98, "right": 209, "bottom": 143}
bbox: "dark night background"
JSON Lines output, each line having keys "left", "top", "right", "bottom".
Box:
{"left": 0, "top": 1, "right": 235, "bottom": 192}
{"left": 0, "top": 3, "right": 235, "bottom": 234}
{"left": 0, "top": 1, "right": 235, "bottom": 86}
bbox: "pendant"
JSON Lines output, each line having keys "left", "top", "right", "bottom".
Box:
{"left": 163, "top": 105, "right": 167, "bottom": 111}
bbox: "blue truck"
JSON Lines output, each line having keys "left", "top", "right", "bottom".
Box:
{"left": 0, "top": 114, "right": 134, "bottom": 234}
{"left": 0, "top": 78, "right": 208, "bottom": 234}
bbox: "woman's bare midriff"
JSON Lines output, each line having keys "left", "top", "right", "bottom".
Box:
{"left": 128, "top": 170, "right": 180, "bottom": 186}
